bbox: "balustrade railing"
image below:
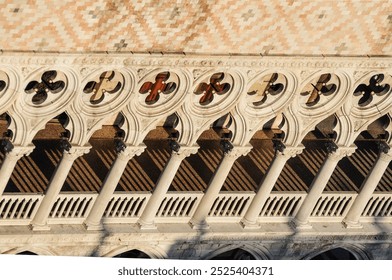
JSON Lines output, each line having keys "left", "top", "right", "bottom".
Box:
{"left": 309, "top": 192, "right": 357, "bottom": 222}
{"left": 257, "top": 192, "right": 306, "bottom": 222}
{"left": 102, "top": 192, "right": 151, "bottom": 223}
{"left": 0, "top": 193, "right": 43, "bottom": 225}
{"left": 4, "top": 191, "right": 392, "bottom": 226}
{"left": 207, "top": 192, "right": 255, "bottom": 222}
{"left": 47, "top": 193, "right": 97, "bottom": 224}
{"left": 155, "top": 192, "right": 203, "bottom": 223}
{"left": 360, "top": 193, "right": 392, "bottom": 221}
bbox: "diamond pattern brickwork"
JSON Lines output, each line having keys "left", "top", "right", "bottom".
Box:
{"left": 0, "top": 0, "right": 391, "bottom": 55}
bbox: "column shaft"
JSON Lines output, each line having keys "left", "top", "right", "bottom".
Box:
{"left": 30, "top": 146, "right": 90, "bottom": 230}
{"left": 344, "top": 149, "right": 392, "bottom": 227}
{"left": 138, "top": 146, "right": 198, "bottom": 229}
{"left": 190, "top": 145, "right": 251, "bottom": 229}
{"left": 0, "top": 146, "right": 34, "bottom": 196}
{"left": 293, "top": 145, "right": 356, "bottom": 228}
{"left": 84, "top": 145, "right": 145, "bottom": 230}
{"left": 241, "top": 152, "right": 291, "bottom": 228}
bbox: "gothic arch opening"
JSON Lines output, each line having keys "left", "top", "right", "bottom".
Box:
{"left": 310, "top": 248, "right": 357, "bottom": 260}
{"left": 16, "top": 251, "right": 37, "bottom": 255}
{"left": 113, "top": 249, "right": 151, "bottom": 259}
{"left": 210, "top": 248, "right": 256, "bottom": 260}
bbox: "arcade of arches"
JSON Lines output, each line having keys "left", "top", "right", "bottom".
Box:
{"left": 0, "top": 0, "right": 391, "bottom": 260}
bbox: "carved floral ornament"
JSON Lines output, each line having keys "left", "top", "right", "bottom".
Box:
{"left": 246, "top": 72, "right": 286, "bottom": 107}
{"left": 353, "top": 73, "right": 391, "bottom": 107}
{"left": 25, "top": 70, "right": 66, "bottom": 105}
{"left": 83, "top": 71, "right": 123, "bottom": 105}
{"left": 300, "top": 73, "right": 338, "bottom": 107}
{"left": 139, "top": 71, "right": 177, "bottom": 105}
{"left": 194, "top": 72, "right": 232, "bottom": 106}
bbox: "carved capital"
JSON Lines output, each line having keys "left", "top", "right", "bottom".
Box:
{"left": 224, "top": 145, "right": 253, "bottom": 159}
{"left": 117, "top": 144, "right": 146, "bottom": 161}
{"left": 327, "top": 145, "right": 357, "bottom": 161}
{"left": 276, "top": 144, "right": 304, "bottom": 159}
{"left": 63, "top": 145, "right": 91, "bottom": 161}
{"left": 172, "top": 145, "right": 199, "bottom": 160}
{"left": 378, "top": 143, "right": 392, "bottom": 162}
{"left": 6, "top": 145, "right": 35, "bottom": 159}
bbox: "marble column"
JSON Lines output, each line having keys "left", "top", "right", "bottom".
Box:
{"left": 30, "top": 144, "right": 91, "bottom": 231}
{"left": 189, "top": 144, "right": 252, "bottom": 229}
{"left": 84, "top": 144, "right": 146, "bottom": 230}
{"left": 343, "top": 143, "right": 392, "bottom": 228}
{"left": 137, "top": 144, "right": 198, "bottom": 229}
{"left": 0, "top": 143, "right": 34, "bottom": 196}
{"left": 240, "top": 143, "right": 303, "bottom": 228}
{"left": 292, "top": 144, "right": 356, "bottom": 229}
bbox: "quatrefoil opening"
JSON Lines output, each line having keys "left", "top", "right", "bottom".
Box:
{"left": 0, "top": 80, "right": 5, "bottom": 92}
{"left": 139, "top": 72, "right": 177, "bottom": 105}
{"left": 194, "top": 72, "right": 231, "bottom": 106}
{"left": 25, "top": 70, "right": 65, "bottom": 105}
{"left": 247, "top": 73, "right": 285, "bottom": 106}
{"left": 83, "top": 71, "right": 122, "bottom": 105}
{"left": 353, "top": 74, "right": 391, "bottom": 107}
{"left": 300, "top": 73, "right": 337, "bottom": 107}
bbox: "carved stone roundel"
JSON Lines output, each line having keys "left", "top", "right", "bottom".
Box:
{"left": 82, "top": 70, "right": 124, "bottom": 106}
{"left": 192, "top": 72, "right": 234, "bottom": 109}
{"left": 24, "top": 70, "right": 66, "bottom": 106}
{"left": 246, "top": 72, "right": 286, "bottom": 108}
{"left": 135, "top": 70, "right": 183, "bottom": 117}
{"left": 299, "top": 73, "right": 338, "bottom": 108}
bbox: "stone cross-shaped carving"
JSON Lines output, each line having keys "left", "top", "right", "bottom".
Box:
{"left": 25, "top": 70, "right": 65, "bottom": 105}
{"left": 194, "top": 72, "right": 230, "bottom": 105}
{"left": 353, "top": 74, "right": 390, "bottom": 107}
{"left": 247, "top": 73, "right": 284, "bottom": 106}
{"left": 301, "top": 73, "right": 337, "bottom": 106}
{"left": 139, "top": 72, "right": 176, "bottom": 105}
{"left": 83, "top": 71, "right": 122, "bottom": 105}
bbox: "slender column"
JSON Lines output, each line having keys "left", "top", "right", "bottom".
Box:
{"left": 30, "top": 144, "right": 91, "bottom": 231}
{"left": 137, "top": 144, "right": 198, "bottom": 229}
{"left": 343, "top": 143, "right": 392, "bottom": 228}
{"left": 240, "top": 143, "right": 303, "bottom": 228}
{"left": 189, "top": 143, "right": 252, "bottom": 229}
{"left": 84, "top": 144, "right": 146, "bottom": 230}
{"left": 0, "top": 143, "right": 34, "bottom": 196}
{"left": 293, "top": 144, "right": 356, "bottom": 229}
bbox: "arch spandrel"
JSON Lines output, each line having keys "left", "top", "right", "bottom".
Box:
{"left": 0, "top": 67, "right": 20, "bottom": 114}
{"left": 176, "top": 70, "right": 245, "bottom": 146}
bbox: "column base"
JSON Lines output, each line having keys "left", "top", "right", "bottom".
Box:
{"left": 240, "top": 219, "right": 261, "bottom": 229}
{"left": 189, "top": 220, "right": 210, "bottom": 230}
{"left": 83, "top": 222, "right": 104, "bottom": 231}
{"left": 342, "top": 219, "right": 363, "bottom": 229}
{"left": 290, "top": 219, "right": 313, "bottom": 230}
{"left": 29, "top": 223, "right": 51, "bottom": 231}
{"left": 137, "top": 220, "right": 157, "bottom": 230}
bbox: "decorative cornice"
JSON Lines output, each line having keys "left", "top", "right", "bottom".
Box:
{"left": 0, "top": 52, "right": 391, "bottom": 69}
